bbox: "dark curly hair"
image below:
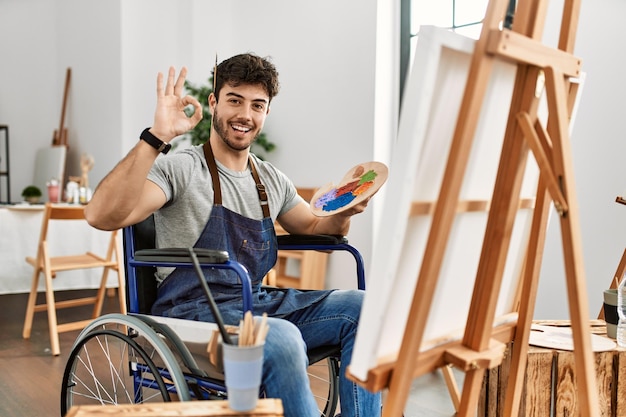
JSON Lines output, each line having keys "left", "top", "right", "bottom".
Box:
{"left": 213, "top": 53, "right": 280, "bottom": 103}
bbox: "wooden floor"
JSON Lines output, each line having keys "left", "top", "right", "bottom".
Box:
{"left": 0, "top": 290, "right": 123, "bottom": 417}
{"left": 0, "top": 291, "right": 457, "bottom": 417}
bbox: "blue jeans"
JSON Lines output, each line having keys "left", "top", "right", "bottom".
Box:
{"left": 262, "top": 290, "right": 381, "bottom": 417}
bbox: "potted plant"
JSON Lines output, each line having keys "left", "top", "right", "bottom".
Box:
{"left": 21, "top": 185, "right": 42, "bottom": 203}
{"left": 174, "top": 77, "right": 276, "bottom": 159}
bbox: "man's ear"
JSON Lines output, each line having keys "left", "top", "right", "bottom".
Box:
{"left": 208, "top": 92, "right": 217, "bottom": 113}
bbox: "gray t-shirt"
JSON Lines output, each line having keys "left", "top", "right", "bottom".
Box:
{"left": 147, "top": 145, "right": 304, "bottom": 282}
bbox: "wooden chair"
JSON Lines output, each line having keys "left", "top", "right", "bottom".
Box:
{"left": 22, "top": 203, "right": 126, "bottom": 355}
{"left": 270, "top": 187, "right": 331, "bottom": 290}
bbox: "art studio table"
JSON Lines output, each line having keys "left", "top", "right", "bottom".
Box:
{"left": 0, "top": 204, "right": 120, "bottom": 294}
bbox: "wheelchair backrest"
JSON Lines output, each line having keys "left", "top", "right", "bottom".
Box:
{"left": 123, "top": 215, "right": 159, "bottom": 314}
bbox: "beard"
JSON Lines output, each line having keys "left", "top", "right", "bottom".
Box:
{"left": 212, "top": 108, "right": 260, "bottom": 152}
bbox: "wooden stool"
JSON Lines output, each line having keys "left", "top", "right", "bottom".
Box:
{"left": 479, "top": 320, "right": 625, "bottom": 416}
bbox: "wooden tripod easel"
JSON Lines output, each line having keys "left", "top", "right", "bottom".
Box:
{"left": 53, "top": 67, "right": 71, "bottom": 147}
{"left": 598, "top": 197, "right": 626, "bottom": 319}
{"left": 608, "top": 197, "right": 626, "bottom": 291}
{"left": 349, "top": 1, "right": 599, "bottom": 416}
{"left": 607, "top": 246, "right": 626, "bottom": 291}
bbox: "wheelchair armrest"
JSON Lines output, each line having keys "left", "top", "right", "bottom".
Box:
{"left": 277, "top": 234, "right": 347, "bottom": 246}
{"left": 134, "top": 248, "right": 229, "bottom": 264}
{"left": 129, "top": 247, "right": 253, "bottom": 322}
{"left": 276, "top": 234, "right": 366, "bottom": 291}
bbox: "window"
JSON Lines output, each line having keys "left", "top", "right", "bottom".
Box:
{"left": 400, "top": 0, "right": 516, "bottom": 100}
{"left": 411, "top": 0, "right": 489, "bottom": 40}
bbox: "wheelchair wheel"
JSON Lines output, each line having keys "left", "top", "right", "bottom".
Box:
{"left": 308, "top": 356, "right": 340, "bottom": 417}
{"left": 61, "top": 314, "right": 191, "bottom": 416}
{"left": 61, "top": 327, "right": 170, "bottom": 414}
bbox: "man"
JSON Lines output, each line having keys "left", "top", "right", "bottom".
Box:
{"left": 85, "top": 53, "right": 381, "bottom": 417}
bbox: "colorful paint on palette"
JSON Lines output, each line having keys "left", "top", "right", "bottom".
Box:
{"left": 315, "top": 169, "right": 378, "bottom": 212}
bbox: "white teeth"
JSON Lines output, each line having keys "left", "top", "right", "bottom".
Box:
{"left": 232, "top": 124, "right": 251, "bottom": 133}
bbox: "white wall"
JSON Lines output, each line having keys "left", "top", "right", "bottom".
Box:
{"left": 0, "top": 0, "right": 123, "bottom": 195}
{"left": 1, "top": 0, "right": 623, "bottom": 319}
{"left": 0, "top": 0, "right": 380, "bottom": 290}
{"left": 0, "top": 0, "right": 61, "bottom": 197}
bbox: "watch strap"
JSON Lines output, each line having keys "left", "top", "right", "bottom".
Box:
{"left": 140, "top": 128, "right": 171, "bottom": 154}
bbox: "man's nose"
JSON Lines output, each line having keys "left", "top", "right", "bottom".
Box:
{"left": 238, "top": 105, "right": 253, "bottom": 120}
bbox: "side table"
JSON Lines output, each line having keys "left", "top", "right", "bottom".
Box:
{"left": 479, "top": 320, "right": 624, "bottom": 416}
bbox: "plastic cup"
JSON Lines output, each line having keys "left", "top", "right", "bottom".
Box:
{"left": 47, "top": 183, "right": 60, "bottom": 203}
{"left": 221, "top": 342, "right": 264, "bottom": 411}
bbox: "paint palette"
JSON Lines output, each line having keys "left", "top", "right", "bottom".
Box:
{"left": 310, "top": 161, "right": 388, "bottom": 217}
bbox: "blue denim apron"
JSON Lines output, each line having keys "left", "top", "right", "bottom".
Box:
{"left": 151, "top": 142, "right": 332, "bottom": 325}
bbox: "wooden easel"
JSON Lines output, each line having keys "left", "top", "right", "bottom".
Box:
{"left": 611, "top": 248, "right": 626, "bottom": 289}
{"left": 598, "top": 197, "right": 626, "bottom": 319}
{"left": 349, "top": 1, "right": 599, "bottom": 416}
{"left": 607, "top": 247, "right": 626, "bottom": 291}
{"left": 598, "top": 246, "right": 626, "bottom": 321}
{"left": 53, "top": 67, "right": 71, "bottom": 147}
{"left": 608, "top": 196, "right": 626, "bottom": 290}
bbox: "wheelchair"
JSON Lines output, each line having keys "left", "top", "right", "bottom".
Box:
{"left": 60, "top": 215, "right": 366, "bottom": 417}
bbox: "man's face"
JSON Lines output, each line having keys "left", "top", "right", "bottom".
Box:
{"left": 210, "top": 83, "right": 270, "bottom": 152}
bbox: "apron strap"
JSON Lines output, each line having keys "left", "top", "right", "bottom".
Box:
{"left": 203, "top": 141, "right": 222, "bottom": 205}
{"left": 249, "top": 157, "right": 270, "bottom": 218}
{"left": 203, "top": 141, "right": 270, "bottom": 218}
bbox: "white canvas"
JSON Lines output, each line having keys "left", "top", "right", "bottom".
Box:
{"left": 33, "top": 145, "right": 66, "bottom": 198}
{"left": 350, "top": 26, "right": 545, "bottom": 382}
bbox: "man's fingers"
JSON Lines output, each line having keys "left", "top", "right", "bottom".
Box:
{"left": 182, "top": 96, "right": 203, "bottom": 124}
{"left": 174, "top": 67, "right": 187, "bottom": 96}
{"left": 164, "top": 66, "right": 176, "bottom": 95}
{"left": 156, "top": 72, "right": 164, "bottom": 97}
{"left": 158, "top": 66, "right": 187, "bottom": 98}
{"left": 340, "top": 198, "right": 371, "bottom": 217}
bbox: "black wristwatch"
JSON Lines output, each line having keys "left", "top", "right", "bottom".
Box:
{"left": 140, "top": 128, "right": 171, "bottom": 154}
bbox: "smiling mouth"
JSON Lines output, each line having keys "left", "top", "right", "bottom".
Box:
{"left": 231, "top": 123, "right": 252, "bottom": 134}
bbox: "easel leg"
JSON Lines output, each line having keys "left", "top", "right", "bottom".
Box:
{"left": 544, "top": 66, "right": 600, "bottom": 417}
{"left": 503, "top": 182, "right": 552, "bottom": 416}
{"left": 441, "top": 365, "right": 461, "bottom": 412}
{"left": 457, "top": 369, "right": 487, "bottom": 416}
{"left": 610, "top": 248, "right": 626, "bottom": 290}
{"left": 598, "top": 248, "right": 626, "bottom": 320}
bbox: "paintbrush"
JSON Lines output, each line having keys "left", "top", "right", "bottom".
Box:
{"left": 239, "top": 312, "right": 269, "bottom": 346}
{"left": 188, "top": 247, "right": 234, "bottom": 345}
